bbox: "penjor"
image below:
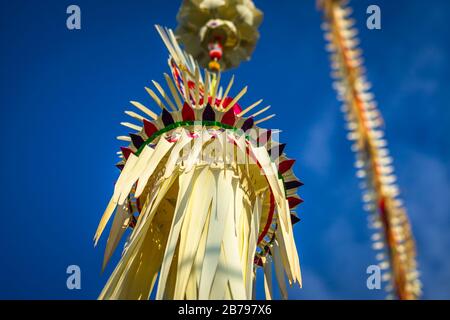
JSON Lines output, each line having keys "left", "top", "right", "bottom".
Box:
{"left": 95, "top": 0, "right": 303, "bottom": 300}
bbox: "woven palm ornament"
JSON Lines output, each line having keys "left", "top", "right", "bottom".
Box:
{"left": 95, "top": 0, "right": 302, "bottom": 300}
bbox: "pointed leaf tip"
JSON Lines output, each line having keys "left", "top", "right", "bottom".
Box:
{"left": 120, "top": 147, "right": 133, "bottom": 160}
{"left": 269, "top": 143, "right": 286, "bottom": 159}
{"left": 288, "top": 197, "right": 303, "bottom": 208}
{"left": 182, "top": 102, "right": 195, "bottom": 121}
{"left": 291, "top": 214, "right": 301, "bottom": 225}
{"left": 284, "top": 180, "right": 304, "bottom": 190}
{"left": 202, "top": 103, "right": 216, "bottom": 121}
{"left": 161, "top": 108, "right": 175, "bottom": 126}
{"left": 129, "top": 133, "right": 144, "bottom": 149}
{"left": 221, "top": 107, "right": 236, "bottom": 126}
{"left": 143, "top": 119, "right": 158, "bottom": 137}
{"left": 279, "top": 159, "right": 296, "bottom": 174}
{"left": 241, "top": 117, "right": 254, "bottom": 132}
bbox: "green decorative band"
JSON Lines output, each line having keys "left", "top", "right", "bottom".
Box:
{"left": 135, "top": 120, "right": 237, "bottom": 156}
{"left": 133, "top": 120, "right": 287, "bottom": 196}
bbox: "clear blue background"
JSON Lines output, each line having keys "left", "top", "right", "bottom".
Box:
{"left": 0, "top": 0, "right": 449, "bottom": 299}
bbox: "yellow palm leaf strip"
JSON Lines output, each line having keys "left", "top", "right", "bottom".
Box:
{"left": 156, "top": 169, "right": 198, "bottom": 299}
{"left": 163, "top": 73, "right": 183, "bottom": 110}
{"left": 151, "top": 80, "right": 177, "bottom": 111}
{"left": 129, "top": 101, "right": 158, "bottom": 120}
{"left": 194, "top": 66, "right": 200, "bottom": 108}
{"left": 134, "top": 137, "right": 175, "bottom": 198}
{"left": 248, "top": 105, "right": 271, "bottom": 118}
{"left": 203, "top": 69, "right": 211, "bottom": 107}
{"left": 116, "top": 136, "right": 131, "bottom": 142}
{"left": 155, "top": 25, "right": 180, "bottom": 65}
{"left": 218, "top": 75, "right": 235, "bottom": 109}
{"left": 244, "top": 195, "right": 261, "bottom": 298}
{"left": 254, "top": 114, "right": 275, "bottom": 125}
{"left": 120, "top": 122, "right": 142, "bottom": 131}
{"left": 94, "top": 153, "right": 139, "bottom": 244}
{"left": 222, "top": 175, "right": 247, "bottom": 299}
{"left": 210, "top": 71, "right": 221, "bottom": 107}
{"left": 145, "top": 86, "right": 168, "bottom": 111}
{"left": 99, "top": 175, "right": 178, "bottom": 299}
{"left": 167, "top": 27, "right": 188, "bottom": 68}
{"left": 199, "top": 169, "right": 237, "bottom": 299}
{"left": 102, "top": 202, "right": 130, "bottom": 271}
{"left": 117, "top": 145, "right": 155, "bottom": 205}
{"left": 194, "top": 59, "right": 204, "bottom": 84}
{"left": 174, "top": 167, "right": 215, "bottom": 299}
{"left": 125, "top": 110, "right": 146, "bottom": 122}
{"left": 163, "top": 129, "right": 192, "bottom": 179}
{"left": 271, "top": 240, "right": 288, "bottom": 299}
{"left": 262, "top": 257, "right": 273, "bottom": 300}
{"left": 121, "top": 220, "right": 171, "bottom": 299}
{"left": 222, "top": 86, "right": 248, "bottom": 113}
{"left": 275, "top": 204, "right": 295, "bottom": 283}
{"left": 181, "top": 69, "right": 192, "bottom": 107}
{"left": 237, "top": 99, "right": 263, "bottom": 117}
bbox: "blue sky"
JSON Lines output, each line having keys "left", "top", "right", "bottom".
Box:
{"left": 0, "top": 0, "right": 449, "bottom": 299}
